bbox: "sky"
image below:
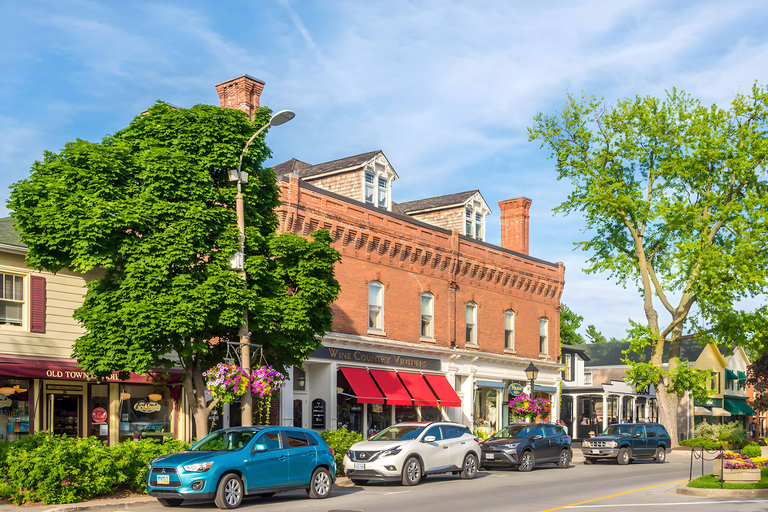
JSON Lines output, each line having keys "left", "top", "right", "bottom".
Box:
{"left": 1, "top": 0, "right": 767, "bottom": 341}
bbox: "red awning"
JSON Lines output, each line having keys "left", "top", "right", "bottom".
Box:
{"left": 340, "top": 367, "right": 385, "bottom": 404}
{"left": 397, "top": 372, "right": 439, "bottom": 406}
{"left": 369, "top": 369, "right": 413, "bottom": 406}
{"left": 424, "top": 374, "right": 462, "bottom": 407}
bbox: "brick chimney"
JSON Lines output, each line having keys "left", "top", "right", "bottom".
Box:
{"left": 215, "top": 74, "right": 265, "bottom": 119}
{"left": 499, "top": 197, "right": 532, "bottom": 254}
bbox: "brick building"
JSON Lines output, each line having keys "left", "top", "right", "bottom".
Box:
{"left": 216, "top": 75, "right": 566, "bottom": 436}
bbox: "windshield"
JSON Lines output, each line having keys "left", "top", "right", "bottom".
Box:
{"left": 492, "top": 425, "right": 535, "bottom": 439}
{"left": 190, "top": 430, "right": 257, "bottom": 451}
{"left": 369, "top": 425, "right": 426, "bottom": 441}
{"left": 602, "top": 425, "right": 633, "bottom": 437}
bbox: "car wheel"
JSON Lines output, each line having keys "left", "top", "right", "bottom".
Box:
{"left": 157, "top": 498, "right": 183, "bottom": 507}
{"left": 584, "top": 457, "right": 596, "bottom": 465}
{"left": 308, "top": 467, "right": 332, "bottom": 499}
{"left": 214, "top": 473, "right": 244, "bottom": 509}
{"left": 617, "top": 447, "right": 631, "bottom": 466}
{"left": 557, "top": 449, "right": 569, "bottom": 468}
{"left": 401, "top": 457, "right": 422, "bottom": 486}
{"left": 518, "top": 451, "right": 534, "bottom": 472}
{"left": 461, "top": 453, "right": 478, "bottom": 479}
{"left": 654, "top": 447, "right": 666, "bottom": 463}
{"left": 350, "top": 479, "right": 368, "bottom": 485}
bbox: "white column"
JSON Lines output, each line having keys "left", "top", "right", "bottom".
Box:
{"left": 617, "top": 396, "right": 623, "bottom": 423}
{"left": 571, "top": 394, "right": 580, "bottom": 438}
{"left": 280, "top": 366, "right": 294, "bottom": 426}
{"left": 602, "top": 394, "right": 608, "bottom": 428}
{"left": 644, "top": 401, "right": 649, "bottom": 421}
{"left": 632, "top": 397, "right": 637, "bottom": 422}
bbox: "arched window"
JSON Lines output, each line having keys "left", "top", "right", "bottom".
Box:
{"left": 504, "top": 310, "right": 515, "bottom": 350}
{"left": 465, "top": 302, "right": 477, "bottom": 345}
{"left": 420, "top": 293, "right": 434, "bottom": 338}
{"left": 539, "top": 317, "right": 549, "bottom": 354}
{"left": 368, "top": 281, "right": 384, "bottom": 331}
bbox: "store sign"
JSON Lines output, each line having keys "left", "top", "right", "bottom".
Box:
{"left": 694, "top": 397, "right": 723, "bottom": 408}
{"left": 134, "top": 400, "right": 161, "bottom": 413}
{"left": 312, "top": 346, "right": 440, "bottom": 371}
{"left": 91, "top": 407, "right": 108, "bottom": 424}
{"left": 312, "top": 398, "right": 326, "bottom": 429}
{"left": 0, "top": 395, "right": 11, "bottom": 408}
{"left": 46, "top": 384, "right": 83, "bottom": 392}
{"left": 509, "top": 383, "right": 524, "bottom": 397}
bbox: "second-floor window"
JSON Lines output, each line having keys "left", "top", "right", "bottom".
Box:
{"left": 504, "top": 310, "right": 514, "bottom": 350}
{"left": 378, "top": 177, "right": 387, "bottom": 208}
{"left": 584, "top": 372, "right": 592, "bottom": 386}
{"left": 466, "top": 302, "right": 477, "bottom": 344}
{"left": 368, "top": 281, "right": 383, "bottom": 331}
{"left": 420, "top": 293, "right": 434, "bottom": 338}
{"left": 465, "top": 207, "right": 473, "bottom": 237}
{"left": 562, "top": 353, "right": 573, "bottom": 381}
{"left": 363, "top": 163, "right": 391, "bottom": 209}
{"left": 539, "top": 317, "right": 548, "bottom": 354}
{"left": 365, "top": 173, "right": 375, "bottom": 204}
{"left": 0, "top": 273, "right": 24, "bottom": 327}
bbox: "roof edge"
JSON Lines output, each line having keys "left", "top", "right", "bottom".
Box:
{"left": 215, "top": 74, "right": 265, "bottom": 86}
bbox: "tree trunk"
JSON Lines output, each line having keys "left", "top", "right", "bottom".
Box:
{"left": 650, "top": 319, "right": 684, "bottom": 449}
{"left": 182, "top": 356, "right": 218, "bottom": 441}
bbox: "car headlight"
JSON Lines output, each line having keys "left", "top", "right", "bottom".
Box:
{"left": 346, "top": 449, "right": 352, "bottom": 460}
{"left": 183, "top": 462, "right": 214, "bottom": 472}
{"left": 380, "top": 446, "right": 402, "bottom": 457}
{"left": 605, "top": 441, "right": 617, "bottom": 448}
{"left": 499, "top": 443, "right": 520, "bottom": 450}
{"left": 583, "top": 441, "right": 590, "bottom": 448}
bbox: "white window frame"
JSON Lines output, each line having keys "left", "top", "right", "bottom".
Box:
{"left": 368, "top": 281, "right": 384, "bottom": 332}
{"left": 539, "top": 317, "right": 549, "bottom": 355}
{"left": 504, "top": 310, "right": 515, "bottom": 350}
{"left": 361, "top": 158, "right": 394, "bottom": 211}
{"left": 584, "top": 372, "right": 593, "bottom": 386}
{"left": 463, "top": 198, "right": 488, "bottom": 242}
{"left": 420, "top": 293, "right": 434, "bottom": 339}
{"left": 465, "top": 302, "right": 477, "bottom": 345}
{"left": 0, "top": 270, "right": 26, "bottom": 331}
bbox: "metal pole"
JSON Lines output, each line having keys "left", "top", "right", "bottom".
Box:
{"left": 720, "top": 445, "right": 724, "bottom": 489}
{"left": 531, "top": 378, "right": 535, "bottom": 422}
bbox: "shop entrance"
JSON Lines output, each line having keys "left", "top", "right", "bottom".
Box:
{"left": 49, "top": 395, "right": 81, "bottom": 437}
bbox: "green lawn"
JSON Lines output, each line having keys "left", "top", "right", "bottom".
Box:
{"left": 687, "top": 468, "right": 768, "bottom": 489}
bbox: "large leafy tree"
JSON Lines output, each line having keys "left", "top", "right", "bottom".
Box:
{"left": 560, "top": 303, "right": 586, "bottom": 345}
{"left": 9, "top": 103, "right": 340, "bottom": 440}
{"left": 585, "top": 325, "right": 621, "bottom": 344}
{"left": 748, "top": 354, "right": 768, "bottom": 413}
{"left": 529, "top": 85, "right": 768, "bottom": 445}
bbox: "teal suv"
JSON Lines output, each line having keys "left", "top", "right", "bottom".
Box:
{"left": 146, "top": 427, "right": 336, "bottom": 509}
{"left": 581, "top": 423, "right": 670, "bottom": 465}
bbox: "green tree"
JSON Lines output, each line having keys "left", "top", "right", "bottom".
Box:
{"left": 529, "top": 85, "right": 768, "bottom": 445}
{"left": 585, "top": 324, "right": 622, "bottom": 343}
{"left": 8, "top": 102, "right": 340, "bottom": 440}
{"left": 560, "top": 303, "right": 586, "bottom": 344}
{"left": 748, "top": 353, "right": 768, "bottom": 413}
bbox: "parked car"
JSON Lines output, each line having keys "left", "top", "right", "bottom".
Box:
{"left": 343, "top": 421, "right": 481, "bottom": 486}
{"left": 146, "top": 427, "right": 336, "bottom": 509}
{"left": 479, "top": 422, "right": 572, "bottom": 471}
{"left": 581, "top": 422, "right": 670, "bottom": 465}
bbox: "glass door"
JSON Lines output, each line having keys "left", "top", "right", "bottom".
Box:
{"left": 51, "top": 395, "right": 81, "bottom": 437}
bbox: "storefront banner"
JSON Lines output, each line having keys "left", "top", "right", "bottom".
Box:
{"left": 0, "top": 361, "right": 183, "bottom": 383}
{"left": 312, "top": 346, "right": 441, "bottom": 371}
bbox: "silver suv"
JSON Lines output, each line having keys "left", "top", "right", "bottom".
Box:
{"left": 343, "top": 422, "right": 481, "bottom": 486}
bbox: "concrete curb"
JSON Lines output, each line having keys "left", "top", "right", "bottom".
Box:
{"left": 0, "top": 497, "right": 158, "bottom": 512}
{"left": 675, "top": 483, "right": 768, "bottom": 498}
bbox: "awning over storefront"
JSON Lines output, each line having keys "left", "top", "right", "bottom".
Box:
{"left": 534, "top": 385, "right": 558, "bottom": 393}
{"left": 398, "top": 372, "right": 438, "bottom": 406}
{"left": 724, "top": 398, "right": 756, "bottom": 416}
{"left": 0, "top": 357, "right": 184, "bottom": 383}
{"left": 725, "top": 369, "right": 739, "bottom": 381}
{"left": 712, "top": 407, "right": 732, "bottom": 417}
{"left": 694, "top": 406, "right": 713, "bottom": 416}
{"left": 476, "top": 380, "right": 505, "bottom": 389}
{"left": 340, "top": 367, "right": 385, "bottom": 404}
{"left": 369, "top": 369, "right": 412, "bottom": 406}
{"left": 424, "top": 374, "right": 462, "bottom": 407}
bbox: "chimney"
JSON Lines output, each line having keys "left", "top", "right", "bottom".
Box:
{"left": 499, "top": 197, "right": 532, "bottom": 254}
{"left": 215, "top": 74, "right": 265, "bottom": 119}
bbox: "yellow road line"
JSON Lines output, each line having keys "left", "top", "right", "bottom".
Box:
{"left": 538, "top": 479, "right": 688, "bottom": 512}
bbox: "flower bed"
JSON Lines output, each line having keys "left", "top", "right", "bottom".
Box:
{"left": 688, "top": 468, "right": 768, "bottom": 490}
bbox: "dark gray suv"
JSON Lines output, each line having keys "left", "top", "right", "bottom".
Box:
{"left": 479, "top": 423, "right": 572, "bottom": 472}
{"left": 581, "top": 423, "right": 670, "bottom": 465}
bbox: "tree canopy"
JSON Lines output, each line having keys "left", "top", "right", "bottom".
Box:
{"left": 9, "top": 102, "right": 340, "bottom": 438}
{"left": 585, "top": 324, "right": 621, "bottom": 344}
{"left": 560, "top": 303, "right": 585, "bottom": 345}
{"left": 529, "top": 84, "right": 768, "bottom": 444}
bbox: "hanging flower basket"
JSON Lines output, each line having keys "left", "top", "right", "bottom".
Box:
{"left": 251, "top": 366, "right": 286, "bottom": 397}
{"left": 203, "top": 363, "right": 250, "bottom": 403}
{"left": 509, "top": 394, "right": 551, "bottom": 421}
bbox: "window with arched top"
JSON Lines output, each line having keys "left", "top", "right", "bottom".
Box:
{"left": 504, "top": 310, "right": 515, "bottom": 350}
{"left": 466, "top": 302, "right": 477, "bottom": 345}
{"left": 539, "top": 317, "right": 549, "bottom": 354}
{"left": 420, "top": 293, "right": 434, "bottom": 338}
{"left": 368, "top": 281, "right": 384, "bottom": 331}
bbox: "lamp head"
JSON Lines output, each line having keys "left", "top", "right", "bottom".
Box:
{"left": 269, "top": 110, "right": 295, "bottom": 127}
{"left": 525, "top": 362, "right": 539, "bottom": 381}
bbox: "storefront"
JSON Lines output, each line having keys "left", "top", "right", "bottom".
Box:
{"left": 0, "top": 378, "right": 30, "bottom": 442}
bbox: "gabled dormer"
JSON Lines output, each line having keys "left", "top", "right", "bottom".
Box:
{"left": 396, "top": 190, "right": 491, "bottom": 241}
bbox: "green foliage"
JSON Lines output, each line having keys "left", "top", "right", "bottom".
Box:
{"left": 679, "top": 437, "right": 723, "bottom": 450}
{"left": 687, "top": 469, "right": 768, "bottom": 489}
{"left": 319, "top": 428, "right": 364, "bottom": 474}
{"left": 667, "top": 358, "right": 712, "bottom": 402}
{"left": 560, "top": 304, "right": 585, "bottom": 345}
{"left": 585, "top": 324, "right": 622, "bottom": 344}
{"left": 110, "top": 439, "right": 190, "bottom": 493}
{"left": 743, "top": 445, "right": 762, "bottom": 458}
{"left": 694, "top": 421, "right": 747, "bottom": 447}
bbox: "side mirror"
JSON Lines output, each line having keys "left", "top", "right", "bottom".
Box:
{"left": 252, "top": 444, "right": 267, "bottom": 453}
{"left": 533, "top": 435, "right": 543, "bottom": 440}
{"left": 422, "top": 435, "right": 436, "bottom": 443}
{"left": 634, "top": 432, "right": 642, "bottom": 438}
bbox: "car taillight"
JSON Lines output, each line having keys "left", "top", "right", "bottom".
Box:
{"left": 329, "top": 448, "right": 335, "bottom": 456}
{"left": 474, "top": 437, "right": 480, "bottom": 442}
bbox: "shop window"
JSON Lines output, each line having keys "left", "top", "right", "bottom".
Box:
{"left": 466, "top": 303, "right": 477, "bottom": 345}
{"left": 421, "top": 406, "right": 441, "bottom": 422}
{"left": 473, "top": 388, "right": 498, "bottom": 437}
{"left": 420, "top": 293, "right": 434, "bottom": 338}
{"left": 539, "top": 317, "right": 549, "bottom": 354}
{"left": 368, "top": 281, "right": 384, "bottom": 331}
{"left": 504, "top": 310, "right": 515, "bottom": 350}
{"left": 367, "top": 403, "right": 391, "bottom": 437}
{"left": 395, "top": 405, "right": 418, "bottom": 423}
{"left": 0, "top": 379, "right": 30, "bottom": 441}
{"left": 118, "top": 385, "right": 172, "bottom": 442}
{"left": 0, "top": 273, "right": 24, "bottom": 327}
{"left": 336, "top": 370, "right": 363, "bottom": 434}
{"left": 90, "top": 384, "right": 110, "bottom": 443}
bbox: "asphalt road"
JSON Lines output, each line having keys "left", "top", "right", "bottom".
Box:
{"left": 129, "top": 452, "right": 768, "bottom": 512}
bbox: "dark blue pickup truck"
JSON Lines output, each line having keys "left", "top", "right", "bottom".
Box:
{"left": 580, "top": 423, "right": 670, "bottom": 465}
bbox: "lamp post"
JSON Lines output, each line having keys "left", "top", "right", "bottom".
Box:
{"left": 525, "top": 362, "right": 539, "bottom": 420}
{"left": 231, "top": 110, "right": 295, "bottom": 427}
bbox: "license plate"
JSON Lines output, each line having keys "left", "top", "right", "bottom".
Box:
{"left": 485, "top": 453, "right": 494, "bottom": 459}
{"left": 157, "top": 475, "right": 170, "bottom": 485}
{"left": 590, "top": 450, "right": 599, "bottom": 454}
{"left": 354, "top": 463, "right": 365, "bottom": 470}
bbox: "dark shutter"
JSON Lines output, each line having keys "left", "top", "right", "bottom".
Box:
{"left": 30, "top": 275, "right": 46, "bottom": 333}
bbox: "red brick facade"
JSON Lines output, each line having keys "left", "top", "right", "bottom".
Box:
{"left": 215, "top": 74, "right": 265, "bottom": 119}
{"left": 499, "top": 197, "right": 531, "bottom": 255}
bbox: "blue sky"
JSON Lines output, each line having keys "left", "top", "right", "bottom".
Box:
{"left": 2, "top": 0, "right": 767, "bottom": 341}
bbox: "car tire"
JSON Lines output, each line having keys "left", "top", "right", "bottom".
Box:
{"left": 654, "top": 447, "right": 667, "bottom": 463}
{"left": 157, "top": 498, "right": 183, "bottom": 507}
{"left": 401, "top": 457, "right": 422, "bottom": 486}
{"left": 557, "top": 449, "right": 569, "bottom": 468}
{"left": 350, "top": 479, "right": 368, "bottom": 486}
{"left": 617, "top": 447, "right": 631, "bottom": 466}
{"left": 214, "top": 473, "right": 244, "bottom": 509}
{"left": 518, "top": 450, "right": 534, "bottom": 472}
{"left": 584, "top": 457, "right": 596, "bottom": 465}
{"left": 308, "top": 467, "right": 332, "bottom": 499}
{"left": 461, "top": 453, "right": 478, "bottom": 479}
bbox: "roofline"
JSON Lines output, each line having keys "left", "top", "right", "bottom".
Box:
{"left": 300, "top": 150, "right": 400, "bottom": 182}
{"left": 0, "top": 243, "right": 27, "bottom": 254}
{"left": 215, "top": 74, "right": 265, "bottom": 86}
{"left": 399, "top": 190, "right": 492, "bottom": 216}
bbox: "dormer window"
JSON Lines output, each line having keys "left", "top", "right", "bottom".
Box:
{"left": 362, "top": 158, "right": 394, "bottom": 210}
{"left": 464, "top": 201, "right": 487, "bottom": 241}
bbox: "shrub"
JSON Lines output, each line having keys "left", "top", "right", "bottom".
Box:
{"left": 320, "top": 428, "right": 364, "bottom": 475}
{"left": 679, "top": 437, "right": 723, "bottom": 450}
{"left": 111, "top": 439, "right": 190, "bottom": 493}
{"left": 693, "top": 421, "right": 746, "bottom": 447}
{"left": 743, "top": 445, "right": 762, "bottom": 459}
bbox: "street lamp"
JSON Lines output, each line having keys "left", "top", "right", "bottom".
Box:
{"left": 230, "top": 109, "right": 295, "bottom": 427}
{"left": 525, "top": 362, "right": 539, "bottom": 399}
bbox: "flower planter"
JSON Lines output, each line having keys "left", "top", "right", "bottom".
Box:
{"left": 713, "top": 462, "right": 761, "bottom": 482}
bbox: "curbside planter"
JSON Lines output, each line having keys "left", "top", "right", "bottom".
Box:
{"left": 677, "top": 483, "right": 768, "bottom": 498}
{"left": 712, "top": 461, "right": 761, "bottom": 482}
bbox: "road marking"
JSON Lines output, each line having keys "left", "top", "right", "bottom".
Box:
{"left": 384, "top": 490, "right": 410, "bottom": 495}
{"left": 567, "top": 499, "right": 768, "bottom": 508}
{"left": 537, "top": 480, "right": 687, "bottom": 512}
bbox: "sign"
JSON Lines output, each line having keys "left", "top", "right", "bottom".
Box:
{"left": 311, "top": 398, "right": 326, "bottom": 429}
{"left": 694, "top": 397, "right": 723, "bottom": 408}
{"left": 0, "top": 358, "right": 183, "bottom": 383}
{"left": 0, "top": 396, "right": 11, "bottom": 408}
{"left": 46, "top": 384, "right": 83, "bottom": 392}
{"left": 91, "top": 407, "right": 108, "bottom": 424}
{"left": 311, "top": 346, "right": 441, "bottom": 371}
{"left": 134, "top": 400, "right": 161, "bottom": 413}
{"left": 508, "top": 383, "right": 524, "bottom": 397}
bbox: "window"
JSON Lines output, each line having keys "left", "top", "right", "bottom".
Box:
{"left": 0, "top": 273, "right": 24, "bottom": 327}
{"left": 286, "top": 431, "right": 310, "bottom": 448}
{"left": 584, "top": 372, "right": 592, "bottom": 386}
{"left": 646, "top": 425, "right": 656, "bottom": 438}
{"left": 475, "top": 213, "right": 482, "bottom": 240}
{"left": 365, "top": 172, "right": 375, "bottom": 203}
{"left": 464, "top": 202, "right": 486, "bottom": 241}
{"left": 562, "top": 353, "right": 574, "bottom": 381}
{"left": 465, "top": 302, "right": 477, "bottom": 344}
{"left": 368, "top": 281, "right": 383, "bottom": 331}
{"left": 255, "top": 432, "right": 281, "bottom": 451}
{"left": 539, "top": 317, "right": 549, "bottom": 354}
{"left": 362, "top": 161, "right": 392, "bottom": 210}
{"left": 634, "top": 426, "right": 646, "bottom": 438}
{"left": 420, "top": 293, "right": 434, "bottom": 338}
{"left": 504, "top": 310, "right": 515, "bottom": 350}
{"left": 423, "top": 426, "right": 443, "bottom": 441}
{"left": 465, "top": 208, "right": 473, "bottom": 237}
{"left": 378, "top": 177, "right": 387, "bottom": 207}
